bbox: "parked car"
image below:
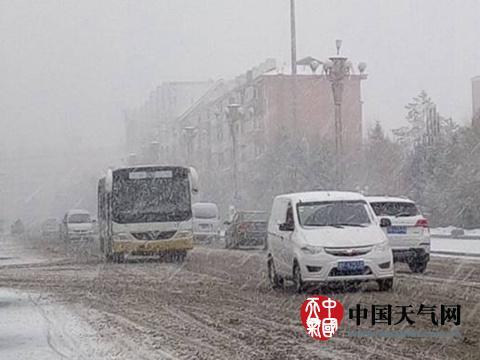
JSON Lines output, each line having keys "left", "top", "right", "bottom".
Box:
{"left": 225, "top": 210, "right": 268, "bottom": 249}
{"left": 367, "top": 196, "right": 430, "bottom": 273}
{"left": 266, "top": 191, "right": 394, "bottom": 292}
{"left": 41, "top": 218, "right": 59, "bottom": 238}
{"left": 192, "top": 202, "right": 220, "bottom": 243}
{"left": 60, "top": 209, "right": 94, "bottom": 242}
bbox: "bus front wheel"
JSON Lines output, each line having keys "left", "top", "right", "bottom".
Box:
{"left": 169, "top": 251, "right": 186, "bottom": 263}
{"left": 112, "top": 253, "right": 125, "bottom": 263}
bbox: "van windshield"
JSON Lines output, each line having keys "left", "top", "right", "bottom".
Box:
{"left": 68, "top": 214, "right": 91, "bottom": 224}
{"left": 297, "top": 201, "right": 372, "bottom": 227}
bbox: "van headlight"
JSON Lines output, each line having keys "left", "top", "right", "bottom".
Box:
{"left": 300, "top": 245, "right": 324, "bottom": 255}
{"left": 373, "top": 240, "right": 389, "bottom": 253}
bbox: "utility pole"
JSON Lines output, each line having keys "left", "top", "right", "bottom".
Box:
{"left": 290, "top": 0, "right": 297, "bottom": 75}
{"left": 290, "top": 0, "right": 299, "bottom": 190}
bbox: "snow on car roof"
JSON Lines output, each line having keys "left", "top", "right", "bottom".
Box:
{"left": 366, "top": 196, "right": 415, "bottom": 203}
{"left": 113, "top": 165, "right": 188, "bottom": 171}
{"left": 275, "top": 191, "right": 366, "bottom": 203}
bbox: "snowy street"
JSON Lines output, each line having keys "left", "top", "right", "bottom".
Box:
{"left": 2, "top": 1, "right": 480, "bottom": 358}
{"left": 0, "top": 234, "right": 479, "bottom": 359}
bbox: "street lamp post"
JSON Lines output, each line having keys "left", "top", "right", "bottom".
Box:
{"left": 225, "top": 103, "right": 242, "bottom": 204}
{"left": 182, "top": 126, "right": 198, "bottom": 166}
{"left": 323, "top": 40, "right": 352, "bottom": 189}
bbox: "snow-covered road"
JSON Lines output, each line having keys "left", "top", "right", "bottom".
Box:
{"left": 1, "top": 234, "right": 479, "bottom": 359}
{"left": 0, "top": 235, "right": 173, "bottom": 360}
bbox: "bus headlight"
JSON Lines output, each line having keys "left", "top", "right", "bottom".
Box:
{"left": 113, "top": 233, "right": 130, "bottom": 241}
{"left": 174, "top": 231, "right": 193, "bottom": 239}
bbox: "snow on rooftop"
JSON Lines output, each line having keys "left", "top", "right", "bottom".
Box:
{"left": 275, "top": 191, "right": 366, "bottom": 203}
{"left": 366, "top": 196, "right": 415, "bottom": 203}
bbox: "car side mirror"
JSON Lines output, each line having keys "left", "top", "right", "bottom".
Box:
{"left": 380, "top": 218, "right": 392, "bottom": 228}
{"left": 279, "top": 222, "right": 294, "bottom": 231}
{"left": 189, "top": 167, "right": 199, "bottom": 194}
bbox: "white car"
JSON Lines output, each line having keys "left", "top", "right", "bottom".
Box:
{"left": 367, "top": 196, "right": 430, "bottom": 273}
{"left": 266, "top": 191, "right": 394, "bottom": 292}
{"left": 192, "top": 202, "right": 220, "bottom": 242}
{"left": 61, "top": 209, "right": 94, "bottom": 242}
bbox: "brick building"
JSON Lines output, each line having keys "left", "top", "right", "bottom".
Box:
{"left": 126, "top": 58, "right": 366, "bottom": 211}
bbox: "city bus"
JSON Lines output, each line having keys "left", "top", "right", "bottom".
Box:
{"left": 97, "top": 165, "right": 198, "bottom": 262}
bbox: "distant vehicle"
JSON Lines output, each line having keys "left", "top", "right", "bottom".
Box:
{"left": 224, "top": 210, "right": 268, "bottom": 249}
{"left": 266, "top": 191, "right": 394, "bottom": 293}
{"left": 11, "top": 219, "right": 25, "bottom": 236}
{"left": 367, "top": 196, "right": 430, "bottom": 273}
{"left": 60, "top": 210, "right": 94, "bottom": 242}
{"left": 41, "top": 218, "right": 59, "bottom": 237}
{"left": 192, "top": 202, "right": 220, "bottom": 243}
{"left": 97, "top": 165, "right": 198, "bottom": 262}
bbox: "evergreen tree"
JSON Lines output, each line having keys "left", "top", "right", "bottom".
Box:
{"left": 392, "top": 90, "right": 433, "bottom": 149}
{"left": 363, "top": 121, "right": 404, "bottom": 195}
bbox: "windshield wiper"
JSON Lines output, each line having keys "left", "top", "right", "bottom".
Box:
{"left": 335, "top": 223, "right": 366, "bottom": 227}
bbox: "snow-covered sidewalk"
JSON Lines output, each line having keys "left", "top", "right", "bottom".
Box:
{"left": 0, "top": 289, "right": 110, "bottom": 360}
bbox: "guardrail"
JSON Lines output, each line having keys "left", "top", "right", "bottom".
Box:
{"left": 430, "top": 234, "right": 480, "bottom": 240}
{"left": 430, "top": 250, "right": 480, "bottom": 258}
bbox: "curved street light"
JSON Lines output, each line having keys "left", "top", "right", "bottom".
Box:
{"left": 323, "top": 40, "right": 366, "bottom": 189}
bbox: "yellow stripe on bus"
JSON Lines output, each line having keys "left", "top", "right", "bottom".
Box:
{"left": 112, "top": 238, "right": 194, "bottom": 253}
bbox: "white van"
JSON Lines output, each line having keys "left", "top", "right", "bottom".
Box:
{"left": 192, "top": 203, "right": 220, "bottom": 242}
{"left": 61, "top": 209, "right": 94, "bottom": 242}
{"left": 266, "top": 191, "right": 394, "bottom": 292}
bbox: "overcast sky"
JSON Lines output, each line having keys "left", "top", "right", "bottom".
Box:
{"left": 1, "top": 0, "right": 479, "bottom": 154}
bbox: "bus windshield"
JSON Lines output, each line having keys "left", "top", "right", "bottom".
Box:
{"left": 112, "top": 167, "right": 191, "bottom": 223}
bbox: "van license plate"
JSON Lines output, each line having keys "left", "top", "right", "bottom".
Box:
{"left": 387, "top": 226, "right": 407, "bottom": 234}
{"left": 337, "top": 260, "right": 364, "bottom": 272}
